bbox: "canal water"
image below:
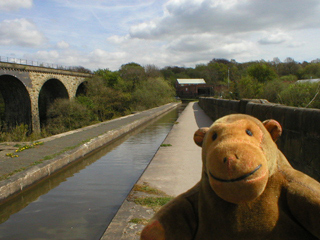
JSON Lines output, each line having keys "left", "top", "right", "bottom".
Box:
{"left": 0, "top": 106, "right": 183, "bottom": 240}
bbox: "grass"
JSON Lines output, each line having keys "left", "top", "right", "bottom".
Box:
{"left": 133, "top": 196, "right": 173, "bottom": 211}
{"left": 0, "top": 167, "right": 26, "bottom": 181}
{"left": 133, "top": 184, "right": 167, "bottom": 195}
{"left": 160, "top": 144, "right": 172, "bottom": 147}
{"left": 42, "top": 146, "right": 75, "bottom": 161}
{"left": 1, "top": 138, "right": 93, "bottom": 181}
{"left": 42, "top": 138, "right": 92, "bottom": 161}
{"left": 128, "top": 183, "right": 174, "bottom": 227}
{"left": 129, "top": 218, "right": 149, "bottom": 225}
{"left": 131, "top": 183, "right": 173, "bottom": 211}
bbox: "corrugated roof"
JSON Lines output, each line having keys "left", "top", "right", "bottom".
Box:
{"left": 177, "top": 78, "right": 206, "bottom": 84}
{"left": 296, "top": 78, "right": 320, "bottom": 84}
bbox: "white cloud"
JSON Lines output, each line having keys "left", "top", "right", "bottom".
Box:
{"left": 114, "top": 0, "right": 320, "bottom": 68}
{"left": 258, "top": 31, "right": 291, "bottom": 45}
{"left": 107, "top": 35, "right": 129, "bottom": 44}
{"left": 28, "top": 48, "right": 128, "bottom": 70}
{"left": 0, "top": 0, "right": 32, "bottom": 11}
{"left": 287, "top": 41, "right": 305, "bottom": 49}
{"left": 167, "top": 33, "right": 215, "bottom": 53}
{"left": 0, "top": 18, "right": 47, "bottom": 47}
{"left": 56, "top": 41, "right": 70, "bottom": 49}
{"left": 214, "top": 41, "right": 259, "bottom": 58}
{"left": 129, "top": 0, "right": 320, "bottom": 40}
{"left": 89, "top": 49, "right": 126, "bottom": 61}
{"left": 33, "top": 50, "right": 59, "bottom": 60}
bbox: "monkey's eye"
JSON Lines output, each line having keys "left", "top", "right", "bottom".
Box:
{"left": 212, "top": 133, "right": 218, "bottom": 141}
{"left": 246, "top": 129, "right": 253, "bottom": 136}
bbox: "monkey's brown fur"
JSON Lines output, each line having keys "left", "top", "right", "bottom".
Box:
{"left": 141, "top": 114, "right": 320, "bottom": 240}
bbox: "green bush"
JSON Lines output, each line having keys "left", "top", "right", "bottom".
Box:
{"left": 238, "top": 76, "right": 263, "bottom": 99}
{"left": 85, "top": 77, "right": 132, "bottom": 120}
{"left": 247, "top": 63, "right": 278, "bottom": 83}
{"left": 45, "top": 99, "right": 95, "bottom": 135}
{"left": 279, "top": 74, "right": 297, "bottom": 82}
{"left": 131, "top": 77, "right": 175, "bottom": 111}
{"left": 262, "top": 79, "right": 288, "bottom": 103}
{"left": 278, "top": 82, "right": 320, "bottom": 108}
{"left": 0, "top": 123, "right": 29, "bottom": 142}
{"left": 297, "top": 63, "right": 320, "bottom": 79}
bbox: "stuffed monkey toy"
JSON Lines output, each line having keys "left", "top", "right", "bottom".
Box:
{"left": 141, "top": 114, "right": 320, "bottom": 240}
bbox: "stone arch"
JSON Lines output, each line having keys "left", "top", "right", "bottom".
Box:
{"left": 38, "top": 78, "right": 69, "bottom": 126}
{"left": 0, "top": 75, "right": 32, "bottom": 130}
{"left": 75, "top": 81, "right": 88, "bottom": 96}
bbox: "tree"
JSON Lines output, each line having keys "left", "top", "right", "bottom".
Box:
{"left": 277, "top": 57, "right": 300, "bottom": 76}
{"left": 247, "top": 63, "right": 277, "bottom": 83}
{"left": 144, "top": 64, "right": 163, "bottom": 79}
{"left": 297, "top": 63, "right": 320, "bottom": 79}
{"left": 206, "top": 61, "right": 229, "bottom": 84}
{"left": 70, "top": 66, "right": 92, "bottom": 73}
{"left": 195, "top": 64, "right": 211, "bottom": 83}
{"left": 83, "top": 76, "right": 131, "bottom": 121}
{"left": 119, "top": 62, "right": 146, "bottom": 92}
{"left": 210, "top": 58, "right": 231, "bottom": 65}
{"left": 94, "top": 69, "right": 121, "bottom": 88}
{"left": 132, "top": 77, "right": 175, "bottom": 110}
{"left": 45, "top": 98, "right": 95, "bottom": 134}
{"left": 271, "top": 57, "right": 281, "bottom": 65}
{"left": 238, "top": 76, "right": 263, "bottom": 99}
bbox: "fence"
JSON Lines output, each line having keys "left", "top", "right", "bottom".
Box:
{"left": 0, "top": 56, "right": 87, "bottom": 72}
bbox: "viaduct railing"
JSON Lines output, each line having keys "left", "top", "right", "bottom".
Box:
{"left": 199, "top": 97, "right": 320, "bottom": 181}
{"left": 0, "top": 62, "right": 92, "bottom": 78}
{"left": 0, "top": 56, "right": 88, "bottom": 72}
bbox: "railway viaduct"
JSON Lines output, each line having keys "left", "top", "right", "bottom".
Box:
{"left": 0, "top": 62, "right": 92, "bottom": 133}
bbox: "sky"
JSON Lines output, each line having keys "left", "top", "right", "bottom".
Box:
{"left": 0, "top": 0, "right": 320, "bottom": 71}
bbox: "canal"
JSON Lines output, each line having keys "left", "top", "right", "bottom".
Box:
{"left": 0, "top": 106, "right": 183, "bottom": 240}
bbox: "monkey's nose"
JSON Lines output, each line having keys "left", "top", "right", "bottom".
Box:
{"left": 223, "top": 154, "right": 239, "bottom": 163}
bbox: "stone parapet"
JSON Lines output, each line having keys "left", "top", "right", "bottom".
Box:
{"left": 199, "top": 97, "right": 320, "bottom": 181}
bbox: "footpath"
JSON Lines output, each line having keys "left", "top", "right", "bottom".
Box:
{"left": 101, "top": 102, "right": 213, "bottom": 239}
{"left": 0, "top": 103, "right": 179, "bottom": 203}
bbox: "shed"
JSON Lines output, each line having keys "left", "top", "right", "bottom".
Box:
{"left": 175, "top": 78, "right": 213, "bottom": 98}
{"left": 296, "top": 78, "right": 320, "bottom": 84}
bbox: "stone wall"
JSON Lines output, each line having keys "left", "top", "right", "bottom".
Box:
{"left": 199, "top": 97, "right": 320, "bottom": 181}
{"left": 28, "top": 72, "right": 88, "bottom": 131}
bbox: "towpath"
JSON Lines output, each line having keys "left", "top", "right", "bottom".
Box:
{"left": 101, "top": 102, "right": 213, "bottom": 239}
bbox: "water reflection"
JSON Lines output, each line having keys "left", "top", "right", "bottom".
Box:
{"left": 0, "top": 107, "right": 181, "bottom": 240}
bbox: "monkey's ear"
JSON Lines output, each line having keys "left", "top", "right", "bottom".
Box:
{"left": 263, "top": 119, "right": 282, "bottom": 142}
{"left": 194, "top": 127, "right": 209, "bottom": 147}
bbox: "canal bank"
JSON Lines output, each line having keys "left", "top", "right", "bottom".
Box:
{"left": 101, "top": 102, "right": 213, "bottom": 239}
{"left": 0, "top": 102, "right": 179, "bottom": 204}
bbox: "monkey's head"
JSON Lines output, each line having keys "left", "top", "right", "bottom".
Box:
{"left": 194, "top": 114, "right": 282, "bottom": 204}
